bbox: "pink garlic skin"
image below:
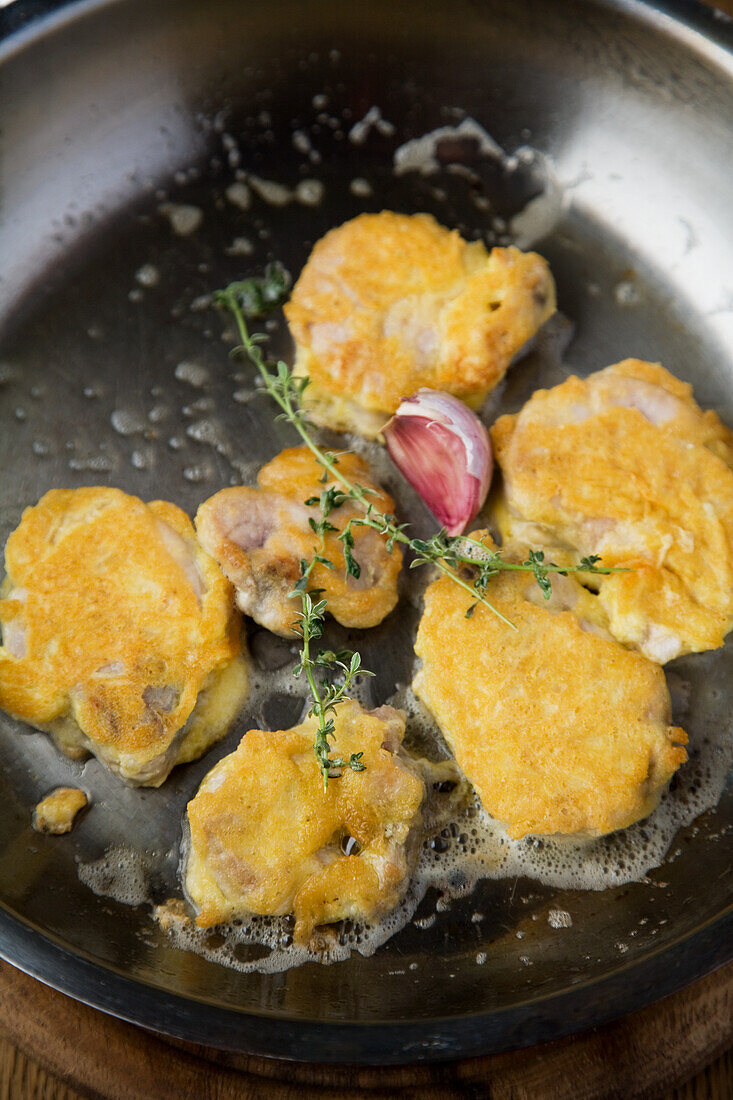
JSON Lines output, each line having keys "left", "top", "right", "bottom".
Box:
{"left": 383, "top": 389, "right": 493, "bottom": 535}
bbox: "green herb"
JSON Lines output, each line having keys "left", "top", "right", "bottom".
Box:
{"left": 214, "top": 267, "right": 627, "bottom": 778}
{"left": 292, "top": 590, "right": 371, "bottom": 789}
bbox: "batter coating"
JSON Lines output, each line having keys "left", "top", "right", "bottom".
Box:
{"left": 32, "top": 787, "right": 88, "bottom": 834}
{"left": 492, "top": 359, "right": 733, "bottom": 663}
{"left": 413, "top": 535, "right": 687, "bottom": 838}
{"left": 195, "top": 446, "right": 402, "bottom": 637}
{"left": 0, "top": 487, "right": 248, "bottom": 785}
{"left": 285, "top": 211, "right": 556, "bottom": 438}
{"left": 185, "top": 700, "right": 425, "bottom": 943}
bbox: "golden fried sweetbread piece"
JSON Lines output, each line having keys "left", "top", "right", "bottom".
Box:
{"left": 195, "top": 446, "right": 402, "bottom": 637}
{"left": 413, "top": 534, "right": 687, "bottom": 838}
{"left": 284, "top": 211, "right": 556, "bottom": 438}
{"left": 185, "top": 699, "right": 425, "bottom": 943}
{"left": 33, "top": 787, "right": 88, "bottom": 834}
{"left": 0, "top": 488, "right": 247, "bottom": 785}
{"left": 492, "top": 359, "right": 733, "bottom": 663}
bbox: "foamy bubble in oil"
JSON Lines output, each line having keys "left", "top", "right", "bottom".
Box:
{"left": 78, "top": 846, "right": 150, "bottom": 907}
{"left": 413, "top": 734, "right": 733, "bottom": 899}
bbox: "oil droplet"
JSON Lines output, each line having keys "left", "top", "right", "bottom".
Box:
{"left": 350, "top": 177, "right": 373, "bottom": 198}
{"left": 189, "top": 294, "right": 212, "bottom": 312}
{"left": 131, "top": 449, "right": 151, "bottom": 470}
{"left": 295, "top": 179, "right": 324, "bottom": 206}
{"left": 348, "top": 106, "right": 395, "bottom": 145}
{"left": 159, "top": 203, "right": 203, "bottom": 236}
{"left": 135, "top": 263, "right": 160, "bottom": 288}
{"left": 225, "top": 182, "right": 251, "bottom": 210}
{"left": 111, "top": 409, "right": 145, "bottom": 436}
{"left": 183, "top": 464, "right": 212, "bottom": 483}
{"left": 186, "top": 419, "right": 220, "bottom": 446}
{"left": 175, "top": 361, "right": 209, "bottom": 388}
{"left": 183, "top": 397, "right": 214, "bottom": 415}
{"left": 225, "top": 182, "right": 250, "bottom": 210}
{"left": 614, "top": 279, "right": 641, "bottom": 306}
{"left": 69, "top": 455, "right": 113, "bottom": 472}
{"left": 248, "top": 177, "right": 292, "bottom": 206}
{"left": 226, "top": 237, "right": 254, "bottom": 256}
{"left": 292, "top": 130, "right": 312, "bottom": 155}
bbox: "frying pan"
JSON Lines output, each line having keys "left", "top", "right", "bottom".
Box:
{"left": 0, "top": 0, "right": 732, "bottom": 1065}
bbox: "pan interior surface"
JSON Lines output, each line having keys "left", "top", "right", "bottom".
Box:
{"left": 0, "top": 0, "right": 732, "bottom": 1063}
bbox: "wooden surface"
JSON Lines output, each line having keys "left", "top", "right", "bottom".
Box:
{"left": 0, "top": 956, "right": 731, "bottom": 1099}
{"left": 5, "top": 1045, "right": 727, "bottom": 1100}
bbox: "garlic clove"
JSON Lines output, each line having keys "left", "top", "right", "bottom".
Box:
{"left": 383, "top": 388, "right": 493, "bottom": 535}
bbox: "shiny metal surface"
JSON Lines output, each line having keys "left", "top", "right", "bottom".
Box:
{"left": 0, "top": 0, "right": 732, "bottom": 1064}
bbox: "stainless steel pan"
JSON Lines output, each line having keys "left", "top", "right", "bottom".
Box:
{"left": 0, "top": 0, "right": 731, "bottom": 1064}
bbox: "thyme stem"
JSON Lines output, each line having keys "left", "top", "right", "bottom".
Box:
{"left": 293, "top": 592, "right": 370, "bottom": 789}
{"left": 215, "top": 276, "right": 519, "bottom": 626}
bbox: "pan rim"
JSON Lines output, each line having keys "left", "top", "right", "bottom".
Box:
{"left": 1, "top": 0, "right": 732, "bottom": 1064}
{"left": 1, "top": 900, "right": 731, "bottom": 1062}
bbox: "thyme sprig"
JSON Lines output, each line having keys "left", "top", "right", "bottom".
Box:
{"left": 290, "top": 483, "right": 371, "bottom": 787}
{"left": 292, "top": 591, "right": 371, "bottom": 789}
{"left": 216, "top": 269, "right": 514, "bottom": 628}
{"left": 214, "top": 266, "right": 625, "bottom": 779}
{"left": 215, "top": 267, "right": 621, "bottom": 622}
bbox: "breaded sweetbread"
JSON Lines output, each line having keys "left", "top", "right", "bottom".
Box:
{"left": 196, "top": 446, "right": 402, "bottom": 636}
{"left": 285, "top": 211, "right": 556, "bottom": 438}
{"left": 492, "top": 359, "right": 733, "bottom": 663}
{"left": 413, "top": 534, "right": 687, "bottom": 838}
{"left": 0, "top": 487, "right": 248, "bottom": 785}
{"left": 185, "top": 699, "right": 425, "bottom": 943}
